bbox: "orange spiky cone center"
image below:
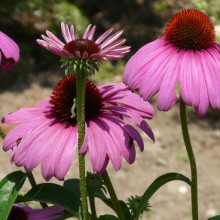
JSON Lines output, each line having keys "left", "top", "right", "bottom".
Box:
{"left": 164, "top": 9, "right": 215, "bottom": 51}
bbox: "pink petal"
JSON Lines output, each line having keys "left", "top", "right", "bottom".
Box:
{"left": 99, "top": 115, "right": 136, "bottom": 164}
{"left": 12, "top": 120, "right": 53, "bottom": 167}
{"left": 95, "top": 118, "right": 122, "bottom": 170}
{"left": 69, "top": 25, "right": 76, "bottom": 41}
{"left": 88, "top": 25, "right": 96, "bottom": 40}
{"left": 105, "top": 105, "right": 154, "bottom": 141}
{"left": 98, "top": 83, "right": 127, "bottom": 98}
{"left": 157, "top": 49, "right": 181, "bottom": 111}
{"left": 201, "top": 49, "right": 220, "bottom": 109}
{"left": 0, "top": 31, "right": 19, "bottom": 62}
{"left": 61, "top": 22, "right": 72, "bottom": 43}
{"left": 2, "top": 106, "right": 48, "bottom": 124}
{"left": 82, "top": 24, "right": 92, "bottom": 39}
{"left": 3, "top": 119, "right": 43, "bottom": 151}
{"left": 25, "top": 122, "right": 61, "bottom": 172}
{"left": 192, "top": 53, "right": 209, "bottom": 115}
{"left": 95, "top": 28, "right": 113, "bottom": 44}
{"left": 54, "top": 126, "right": 78, "bottom": 180}
{"left": 87, "top": 120, "right": 108, "bottom": 172}
{"left": 45, "top": 31, "right": 64, "bottom": 47}
{"left": 123, "top": 37, "right": 168, "bottom": 90}
{"left": 102, "top": 113, "right": 144, "bottom": 151}
{"left": 41, "top": 124, "right": 71, "bottom": 181}
{"left": 100, "top": 30, "right": 124, "bottom": 49}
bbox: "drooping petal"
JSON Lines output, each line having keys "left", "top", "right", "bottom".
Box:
{"left": 123, "top": 37, "right": 168, "bottom": 90}
{"left": 99, "top": 83, "right": 127, "bottom": 98}
{"left": 95, "top": 118, "right": 122, "bottom": 170}
{"left": 98, "top": 115, "right": 136, "bottom": 164}
{"left": 105, "top": 105, "right": 154, "bottom": 141}
{"left": 54, "top": 126, "right": 78, "bottom": 180}
{"left": 157, "top": 49, "right": 181, "bottom": 111}
{"left": 12, "top": 120, "right": 53, "bottom": 168}
{"left": 87, "top": 120, "right": 107, "bottom": 172}
{"left": 3, "top": 119, "right": 43, "bottom": 151}
{"left": 102, "top": 113, "right": 144, "bottom": 151}
{"left": 2, "top": 106, "right": 48, "bottom": 124}
{"left": 201, "top": 49, "right": 220, "bottom": 109}
{"left": 41, "top": 124, "right": 72, "bottom": 181}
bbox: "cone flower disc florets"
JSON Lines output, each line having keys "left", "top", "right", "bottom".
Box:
{"left": 123, "top": 9, "right": 220, "bottom": 115}
{"left": 164, "top": 9, "right": 215, "bottom": 51}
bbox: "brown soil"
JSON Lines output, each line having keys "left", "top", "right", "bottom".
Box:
{"left": 0, "top": 69, "right": 220, "bottom": 220}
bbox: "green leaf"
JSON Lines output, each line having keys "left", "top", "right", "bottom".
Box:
{"left": 63, "top": 178, "right": 80, "bottom": 198}
{"left": 134, "top": 172, "right": 191, "bottom": 220}
{"left": 0, "top": 171, "right": 26, "bottom": 220}
{"left": 208, "top": 216, "right": 220, "bottom": 220}
{"left": 98, "top": 214, "right": 118, "bottom": 220}
{"left": 25, "top": 183, "right": 80, "bottom": 216}
{"left": 96, "top": 197, "right": 132, "bottom": 220}
{"left": 15, "top": 195, "right": 31, "bottom": 203}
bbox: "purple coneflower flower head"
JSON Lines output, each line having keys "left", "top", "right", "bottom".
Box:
{"left": 0, "top": 31, "right": 20, "bottom": 71}
{"left": 37, "top": 22, "right": 130, "bottom": 74}
{"left": 123, "top": 9, "right": 220, "bottom": 115}
{"left": 8, "top": 204, "right": 64, "bottom": 220}
{"left": 2, "top": 74, "right": 155, "bottom": 181}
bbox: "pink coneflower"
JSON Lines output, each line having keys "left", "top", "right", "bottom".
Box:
{"left": 0, "top": 31, "right": 20, "bottom": 71}
{"left": 123, "top": 9, "right": 220, "bottom": 115}
{"left": 2, "top": 74, "right": 154, "bottom": 181}
{"left": 37, "top": 22, "right": 130, "bottom": 61}
{"left": 8, "top": 204, "right": 64, "bottom": 220}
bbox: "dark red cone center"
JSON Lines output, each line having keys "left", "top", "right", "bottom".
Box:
{"left": 164, "top": 9, "right": 215, "bottom": 51}
{"left": 64, "top": 39, "right": 100, "bottom": 57}
{"left": 49, "top": 74, "right": 103, "bottom": 124}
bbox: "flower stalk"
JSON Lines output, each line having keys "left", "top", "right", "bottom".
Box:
{"left": 103, "top": 171, "right": 125, "bottom": 220}
{"left": 25, "top": 168, "right": 48, "bottom": 208}
{"left": 179, "top": 98, "right": 198, "bottom": 220}
{"left": 76, "top": 70, "right": 89, "bottom": 220}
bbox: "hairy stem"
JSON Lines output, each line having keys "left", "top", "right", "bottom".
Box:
{"left": 76, "top": 72, "right": 88, "bottom": 220}
{"left": 179, "top": 98, "right": 198, "bottom": 220}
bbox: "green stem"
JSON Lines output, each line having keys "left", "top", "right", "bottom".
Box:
{"left": 103, "top": 171, "right": 125, "bottom": 220}
{"left": 76, "top": 72, "right": 89, "bottom": 220}
{"left": 89, "top": 195, "right": 97, "bottom": 220}
{"left": 25, "top": 168, "right": 48, "bottom": 208}
{"left": 179, "top": 98, "right": 198, "bottom": 220}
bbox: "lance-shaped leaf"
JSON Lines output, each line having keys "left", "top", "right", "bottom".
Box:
{"left": 25, "top": 183, "right": 80, "bottom": 216}
{"left": 0, "top": 171, "right": 26, "bottom": 219}
{"left": 134, "top": 172, "right": 191, "bottom": 220}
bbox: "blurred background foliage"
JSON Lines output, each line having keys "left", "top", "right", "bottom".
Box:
{"left": 0, "top": 0, "right": 219, "bottom": 90}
